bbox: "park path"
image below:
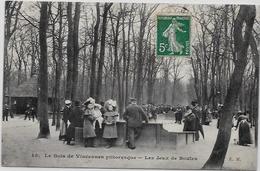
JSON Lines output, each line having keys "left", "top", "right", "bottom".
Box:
{"left": 1, "top": 116, "right": 257, "bottom": 170}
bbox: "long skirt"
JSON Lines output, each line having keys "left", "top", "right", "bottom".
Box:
{"left": 60, "top": 120, "right": 67, "bottom": 137}
{"left": 83, "top": 119, "right": 96, "bottom": 138}
{"left": 103, "top": 124, "right": 118, "bottom": 139}
{"left": 238, "top": 121, "right": 252, "bottom": 145}
{"left": 66, "top": 124, "right": 75, "bottom": 140}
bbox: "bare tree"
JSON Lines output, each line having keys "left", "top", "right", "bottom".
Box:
{"left": 37, "top": 2, "right": 50, "bottom": 138}
{"left": 89, "top": 3, "right": 100, "bottom": 98}
{"left": 135, "top": 4, "right": 158, "bottom": 104}
{"left": 96, "top": 3, "right": 113, "bottom": 103}
{"left": 4, "top": 1, "right": 22, "bottom": 105}
{"left": 203, "top": 5, "right": 256, "bottom": 169}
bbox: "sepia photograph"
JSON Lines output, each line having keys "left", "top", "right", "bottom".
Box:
{"left": 1, "top": 0, "right": 259, "bottom": 170}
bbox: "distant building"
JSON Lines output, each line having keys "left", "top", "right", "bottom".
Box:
{"left": 5, "top": 76, "right": 55, "bottom": 114}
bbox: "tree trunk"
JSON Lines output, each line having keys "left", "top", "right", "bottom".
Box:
{"left": 202, "top": 5, "right": 255, "bottom": 169}
{"left": 135, "top": 4, "right": 147, "bottom": 104}
{"left": 125, "top": 4, "right": 134, "bottom": 107}
{"left": 55, "top": 2, "right": 63, "bottom": 130}
{"left": 163, "top": 67, "right": 168, "bottom": 104}
{"left": 96, "top": 3, "right": 112, "bottom": 103}
{"left": 65, "top": 2, "right": 74, "bottom": 100}
{"left": 51, "top": 12, "right": 56, "bottom": 126}
{"left": 89, "top": 3, "right": 100, "bottom": 98}
{"left": 37, "top": 2, "right": 50, "bottom": 138}
{"left": 71, "top": 2, "right": 81, "bottom": 101}
{"left": 111, "top": 11, "right": 122, "bottom": 115}
{"left": 250, "top": 33, "right": 259, "bottom": 146}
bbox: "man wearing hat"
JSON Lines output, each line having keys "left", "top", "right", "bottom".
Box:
{"left": 123, "top": 98, "right": 148, "bottom": 149}
{"left": 66, "top": 100, "right": 84, "bottom": 145}
{"left": 175, "top": 107, "right": 183, "bottom": 124}
{"left": 3, "top": 104, "right": 9, "bottom": 122}
{"left": 59, "top": 100, "right": 72, "bottom": 141}
{"left": 183, "top": 106, "right": 196, "bottom": 132}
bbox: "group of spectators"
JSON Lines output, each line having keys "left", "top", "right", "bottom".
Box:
{"left": 141, "top": 104, "right": 172, "bottom": 121}
{"left": 59, "top": 97, "right": 148, "bottom": 149}
{"left": 182, "top": 101, "right": 252, "bottom": 146}
{"left": 3, "top": 97, "right": 252, "bottom": 148}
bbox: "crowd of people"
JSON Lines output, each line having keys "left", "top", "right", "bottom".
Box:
{"left": 59, "top": 97, "right": 148, "bottom": 149}
{"left": 2, "top": 97, "right": 253, "bottom": 148}
{"left": 141, "top": 100, "right": 252, "bottom": 146}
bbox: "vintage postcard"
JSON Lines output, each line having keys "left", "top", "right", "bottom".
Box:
{"left": 1, "top": 0, "right": 259, "bottom": 171}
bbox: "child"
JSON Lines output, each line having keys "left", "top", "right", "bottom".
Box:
{"left": 103, "top": 99, "right": 119, "bottom": 148}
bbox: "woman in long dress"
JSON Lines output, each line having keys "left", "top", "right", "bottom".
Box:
{"left": 103, "top": 99, "right": 119, "bottom": 148}
{"left": 235, "top": 114, "right": 252, "bottom": 146}
{"left": 83, "top": 98, "right": 96, "bottom": 147}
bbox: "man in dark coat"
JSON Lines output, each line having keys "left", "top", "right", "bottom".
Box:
{"left": 123, "top": 98, "right": 148, "bottom": 149}
{"left": 183, "top": 105, "right": 204, "bottom": 141}
{"left": 30, "top": 106, "right": 37, "bottom": 122}
{"left": 24, "top": 103, "right": 31, "bottom": 120}
{"left": 3, "top": 104, "right": 9, "bottom": 121}
{"left": 191, "top": 101, "right": 204, "bottom": 140}
{"left": 175, "top": 107, "right": 183, "bottom": 124}
{"left": 66, "top": 101, "right": 83, "bottom": 145}
{"left": 183, "top": 107, "right": 196, "bottom": 131}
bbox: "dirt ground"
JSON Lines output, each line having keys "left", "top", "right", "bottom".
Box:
{"left": 1, "top": 115, "right": 258, "bottom": 171}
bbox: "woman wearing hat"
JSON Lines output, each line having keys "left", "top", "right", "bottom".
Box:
{"left": 235, "top": 113, "right": 252, "bottom": 146}
{"left": 102, "top": 99, "right": 119, "bottom": 148}
{"left": 59, "top": 100, "right": 72, "bottom": 141}
{"left": 82, "top": 98, "right": 96, "bottom": 147}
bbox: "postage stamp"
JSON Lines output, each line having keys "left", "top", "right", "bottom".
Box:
{"left": 156, "top": 15, "right": 191, "bottom": 57}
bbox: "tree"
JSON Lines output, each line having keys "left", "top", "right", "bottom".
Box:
{"left": 89, "top": 3, "right": 100, "bottom": 98}
{"left": 250, "top": 33, "right": 259, "bottom": 146}
{"left": 37, "top": 2, "right": 50, "bottom": 138}
{"left": 65, "top": 2, "right": 81, "bottom": 101}
{"left": 96, "top": 3, "right": 113, "bottom": 103}
{"left": 55, "top": 2, "right": 64, "bottom": 130}
{"left": 65, "top": 2, "right": 74, "bottom": 100}
{"left": 4, "top": 1, "right": 22, "bottom": 104}
{"left": 202, "top": 5, "right": 256, "bottom": 169}
{"left": 71, "top": 2, "right": 81, "bottom": 101}
{"left": 135, "top": 4, "right": 158, "bottom": 104}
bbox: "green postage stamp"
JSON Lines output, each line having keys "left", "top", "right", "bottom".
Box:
{"left": 156, "top": 15, "right": 191, "bottom": 57}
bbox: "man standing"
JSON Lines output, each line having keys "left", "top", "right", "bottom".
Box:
{"left": 191, "top": 101, "right": 204, "bottom": 140}
{"left": 30, "top": 106, "right": 37, "bottom": 122}
{"left": 3, "top": 104, "right": 9, "bottom": 121}
{"left": 123, "top": 98, "right": 148, "bottom": 149}
{"left": 66, "top": 101, "right": 83, "bottom": 145}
